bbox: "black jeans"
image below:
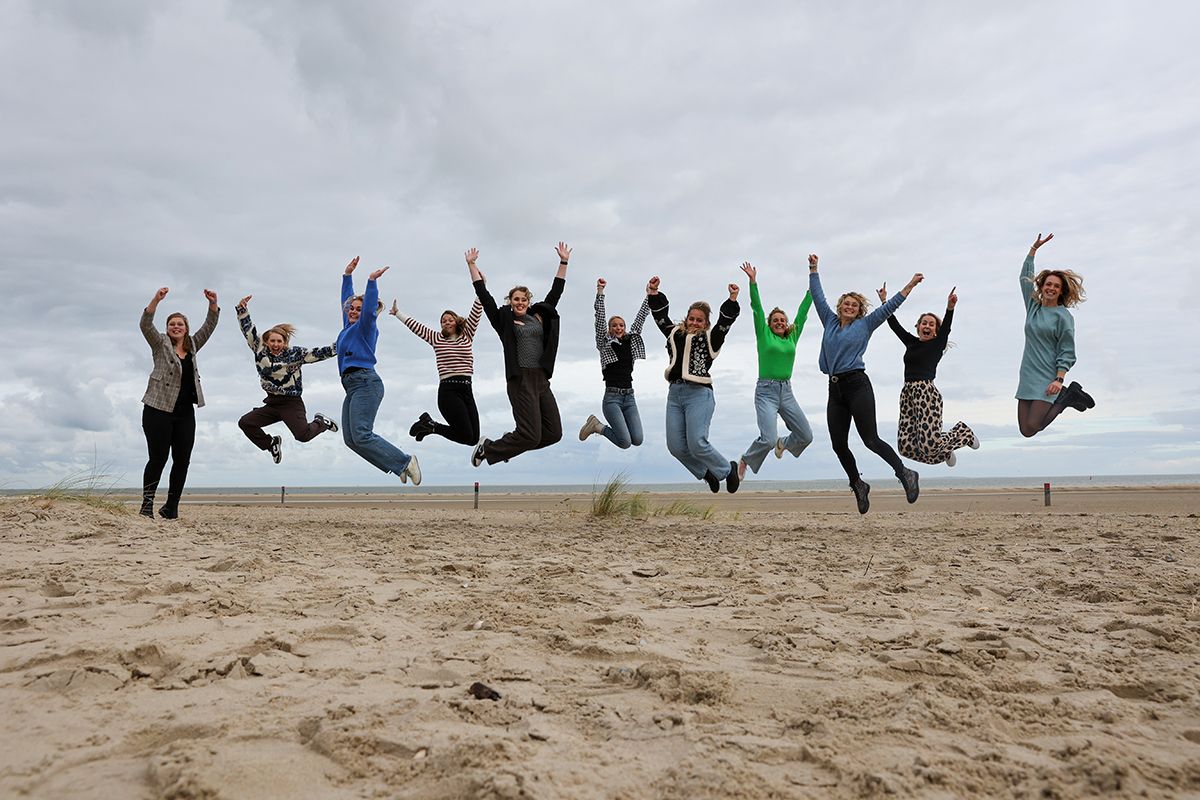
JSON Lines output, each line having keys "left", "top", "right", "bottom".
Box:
{"left": 238, "top": 395, "right": 325, "bottom": 449}
{"left": 432, "top": 378, "right": 481, "bottom": 446}
{"left": 826, "top": 371, "right": 905, "bottom": 483}
{"left": 142, "top": 404, "right": 196, "bottom": 501}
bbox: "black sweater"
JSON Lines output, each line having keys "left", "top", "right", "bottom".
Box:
{"left": 474, "top": 277, "right": 565, "bottom": 380}
{"left": 886, "top": 308, "right": 954, "bottom": 382}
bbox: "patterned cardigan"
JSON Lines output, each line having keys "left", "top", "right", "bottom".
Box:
{"left": 594, "top": 292, "right": 649, "bottom": 366}
{"left": 236, "top": 305, "right": 336, "bottom": 396}
{"left": 647, "top": 292, "right": 739, "bottom": 385}
{"left": 140, "top": 306, "right": 220, "bottom": 412}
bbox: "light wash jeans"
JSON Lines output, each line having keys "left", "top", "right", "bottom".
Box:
{"left": 601, "top": 388, "right": 644, "bottom": 449}
{"left": 341, "top": 369, "right": 412, "bottom": 475}
{"left": 742, "top": 379, "right": 814, "bottom": 473}
{"left": 665, "top": 382, "right": 731, "bottom": 480}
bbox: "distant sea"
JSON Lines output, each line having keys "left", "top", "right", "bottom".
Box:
{"left": 85, "top": 473, "right": 1200, "bottom": 496}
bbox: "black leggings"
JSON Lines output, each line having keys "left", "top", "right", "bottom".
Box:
{"left": 826, "top": 371, "right": 905, "bottom": 483}
{"left": 142, "top": 405, "right": 196, "bottom": 500}
{"left": 431, "top": 378, "right": 481, "bottom": 446}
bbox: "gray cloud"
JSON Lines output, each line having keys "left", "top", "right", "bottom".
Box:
{"left": 1, "top": 1, "right": 1196, "bottom": 487}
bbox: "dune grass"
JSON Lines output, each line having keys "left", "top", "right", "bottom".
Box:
{"left": 26, "top": 465, "right": 128, "bottom": 515}
{"left": 591, "top": 473, "right": 714, "bottom": 520}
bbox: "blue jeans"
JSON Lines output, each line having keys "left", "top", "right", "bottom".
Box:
{"left": 601, "top": 389, "right": 644, "bottom": 449}
{"left": 340, "top": 369, "right": 412, "bottom": 475}
{"left": 742, "top": 379, "right": 813, "bottom": 473}
{"left": 665, "top": 382, "right": 730, "bottom": 480}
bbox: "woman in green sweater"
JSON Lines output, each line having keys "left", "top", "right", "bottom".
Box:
{"left": 736, "top": 261, "right": 815, "bottom": 480}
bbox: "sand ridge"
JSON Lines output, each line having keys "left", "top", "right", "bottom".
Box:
{"left": 2, "top": 497, "right": 1199, "bottom": 798}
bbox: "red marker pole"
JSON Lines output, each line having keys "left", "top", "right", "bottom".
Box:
{"left": 474, "top": 481, "right": 480, "bottom": 511}
{"left": 1044, "top": 482, "right": 1051, "bottom": 507}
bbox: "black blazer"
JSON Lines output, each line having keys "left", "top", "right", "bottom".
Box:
{"left": 474, "top": 277, "right": 565, "bottom": 379}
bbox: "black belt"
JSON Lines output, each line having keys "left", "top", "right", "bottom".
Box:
{"left": 342, "top": 366, "right": 369, "bottom": 376}
{"left": 829, "top": 369, "right": 865, "bottom": 384}
{"left": 441, "top": 375, "right": 472, "bottom": 385}
{"left": 605, "top": 386, "right": 635, "bottom": 394}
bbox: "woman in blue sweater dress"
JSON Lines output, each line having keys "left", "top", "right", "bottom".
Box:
{"left": 1016, "top": 233, "right": 1093, "bottom": 437}
{"left": 338, "top": 257, "right": 421, "bottom": 485}
{"left": 809, "top": 254, "right": 921, "bottom": 514}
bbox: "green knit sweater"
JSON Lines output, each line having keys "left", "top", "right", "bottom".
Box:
{"left": 751, "top": 282, "right": 813, "bottom": 380}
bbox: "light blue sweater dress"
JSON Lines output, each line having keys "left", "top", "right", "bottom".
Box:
{"left": 1016, "top": 255, "right": 1076, "bottom": 401}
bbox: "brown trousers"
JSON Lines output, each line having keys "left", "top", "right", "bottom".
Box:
{"left": 238, "top": 395, "right": 325, "bottom": 450}
{"left": 485, "top": 368, "right": 562, "bottom": 464}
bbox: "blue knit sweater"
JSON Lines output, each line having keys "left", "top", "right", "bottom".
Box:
{"left": 809, "top": 271, "right": 906, "bottom": 376}
{"left": 336, "top": 275, "right": 381, "bottom": 374}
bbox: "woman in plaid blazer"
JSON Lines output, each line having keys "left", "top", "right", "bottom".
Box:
{"left": 139, "top": 286, "right": 220, "bottom": 519}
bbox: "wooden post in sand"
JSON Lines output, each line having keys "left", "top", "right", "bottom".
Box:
{"left": 474, "top": 481, "right": 479, "bottom": 510}
{"left": 1044, "top": 482, "right": 1051, "bottom": 507}
{"left": 281, "top": 486, "right": 286, "bottom": 505}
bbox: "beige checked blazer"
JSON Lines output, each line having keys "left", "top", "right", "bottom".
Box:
{"left": 140, "top": 307, "right": 220, "bottom": 412}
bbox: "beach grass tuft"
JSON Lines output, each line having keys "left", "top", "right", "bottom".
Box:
{"left": 592, "top": 474, "right": 714, "bottom": 520}
{"left": 29, "top": 466, "right": 128, "bottom": 515}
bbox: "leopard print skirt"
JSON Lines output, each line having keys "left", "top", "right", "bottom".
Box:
{"left": 897, "top": 380, "right": 975, "bottom": 465}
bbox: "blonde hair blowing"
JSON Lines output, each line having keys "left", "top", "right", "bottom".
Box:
{"left": 1031, "top": 269, "right": 1086, "bottom": 308}
{"left": 440, "top": 309, "right": 467, "bottom": 337}
{"left": 264, "top": 324, "right": 296, "bottom": 346}
{"left": 836, "top": 292, "right": 871, "bottom": 320}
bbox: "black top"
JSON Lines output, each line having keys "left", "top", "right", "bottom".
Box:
{"left": 886, "top": 308, "right": 954, "bottom": 382}
{"left": 602, "top": 338, "right": 635, "bottom": 388}
{"left": 173, "top": 353, "right": 198, "bottom": 413}
{"left": 474, "top": 277, "right": 565, "bottom": 380}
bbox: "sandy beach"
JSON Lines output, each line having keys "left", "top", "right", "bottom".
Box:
{"left": 2, "top": 488, "right": 1199, "bottom": 798}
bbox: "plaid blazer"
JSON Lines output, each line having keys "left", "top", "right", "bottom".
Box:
{"left": 140, "top": 307, "right": 220, "bottom": 412}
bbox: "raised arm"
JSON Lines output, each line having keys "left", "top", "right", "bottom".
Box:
{"left": 389, "top": 300, "right": 438, "bottom": 346}
{"left": 341, "top": 256, "right": 358, "bottom": 325}
{"left": 936, "top": 287, "right": 957, "bottom": 344}
{"left": 791, "top": 290, "right": 814, "bottom": 341}
{"left": 709, "top": 283, "right": 741, "bottom": 351}
{"left": 141, "top": 287, "right": 168, "bottom": 346}
{"left": 359, "top": 267, "right": 387, "bottom": 336}
{"left": 645, "top": 276, "right": 674, "bottom": 338}
{"left": 594, "top": 279, "right": 608, "bottom": 352}
{"left": 807, "top": 255, "right": 834, "bottom": 325}
{"left": 463, "top": 298, "right": 483, "bottom": 339}
{"left": 192, "top": 289, "right": 220, "bottom": 351}
{"left": 741, "top": 262, "right": 767, "bottom": 340}
{"left": 877, "top": 284, "right": 915, "bottom": 345}
{"left": 863, "top": 274, "right": 920, "bottom": 331}
{"left": 236, "top": 295, "right": 261, "bottom": 352}
{"left": 630, "top": 296, "right": 651, "bottom": 336}
{"left": 541, "top": 242, "right": 571, "bottom": 308}
{"left": 1023, "top": 233, "right": 1052, "bottom": 307}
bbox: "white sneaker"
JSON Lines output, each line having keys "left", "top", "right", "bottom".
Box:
{"left": 471, "top": 437, "right": 488, "bottom": 468}
{"left": 946, "top": 451, "right": 957, "bottom": 467}
{"left": 969, "top": 433, "right": 981, "bottom": 450}
{"left": 402, "top": 455, "right": 422, "bottom": 486}
{"left": 578, "top": 414, "right": 604, "bottom": 441}
{"left": 774, "top": 437, "right": 787, "bottom": 459}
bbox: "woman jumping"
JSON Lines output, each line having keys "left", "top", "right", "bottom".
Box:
{"left": 138, "top": 286, "right": 220, "bottom": 519}
{"left": 578, "top": 278, "right": 651, "bottom": 449}
{"left": 878, "top": 284, "right": 977, "bottom": 466}
{"left": 469, "top": 243, "right": 570, "bottom": 467}
{"left": 647, "top": 274, "right": 742, "bottom": 493}
{"left": 390, "top": 249, "right": 484, "bottom": 447}
{"left": 736, "top": 261, "right": 815, "bottom": 480}
{"left": 235, "top": 295, "right": 339, "bottom": 463}
{"left": 1016, "top": 233, "right": 1093, "bottom": 436}
{"left": 337, "top": 257, "right": 421, "bottom": 484}
{"left": 809, "top": 254, "right": 921, "bottom": 514}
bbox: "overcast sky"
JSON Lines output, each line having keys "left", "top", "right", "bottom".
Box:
{"left": 1, "top": 0, "right": 1197, "bottom": 490}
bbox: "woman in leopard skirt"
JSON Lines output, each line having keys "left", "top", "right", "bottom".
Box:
{"left": 878, "top": 283, "right": 978, "bottom": 467}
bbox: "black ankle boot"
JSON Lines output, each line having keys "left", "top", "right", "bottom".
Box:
{"left": 899, "top": 468, "right": 920, "bottom": 504}
{"left": 139, "top": 494, "right": 155, "bottom": 518}
{"left": 409, "top": 412, "right": 437, "bottom": 442}
{"left": 851, "top": 479, "right": 871, "bottom": 514}
{"left": 158, "top": 494, "right": 180, "bottom": 520}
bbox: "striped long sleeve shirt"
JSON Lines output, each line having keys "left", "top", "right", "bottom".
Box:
{"left": 396, "top": 299, "right": 483, "bottom": 379}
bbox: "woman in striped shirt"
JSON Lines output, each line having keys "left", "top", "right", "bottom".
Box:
{"left": 389, "top": 251, "right": 484, "bottom": 446}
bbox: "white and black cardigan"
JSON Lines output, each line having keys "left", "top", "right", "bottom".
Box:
{"left": 647, "top": 292, "right": 739, "bottom": 385}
